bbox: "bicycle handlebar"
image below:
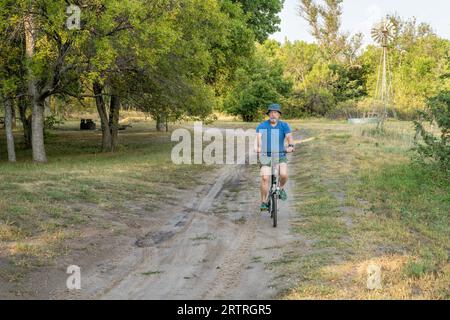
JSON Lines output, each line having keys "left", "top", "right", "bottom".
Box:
{"left": 255, "top": 150, "right": 294, "bottom": 154}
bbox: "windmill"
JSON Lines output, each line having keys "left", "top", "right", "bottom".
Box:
{"left": 371, "top": 17, "right": 397, "bottom": 128}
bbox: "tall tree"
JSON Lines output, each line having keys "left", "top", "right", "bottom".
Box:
{"left": 232, "top": 0, "right": 284, "bottom": 43}
{"left": 224, "top": 43, "right": 292, "bottom": 121}
{"left": 3, "top": 98, "right": 16, "bottom": 162}
{"left": 62, "top": 0, "right": 181, "bottom": 151}
{"left": 299, "top": 0, "right": 362, "bottom": 64}
{"left": 0, "top": 1, "right": 24, "bottom": 161}
{"left": 131, "top": 0, "right": 256, "bottom": 130}
{"left": 23, "top": 10, "right": 46, "bottom": 162}
{"left": 280, "top": 40, "right": 320, "bottom": 93}
{"left": 1, "top": 0, "right": 85, "bottom": 162}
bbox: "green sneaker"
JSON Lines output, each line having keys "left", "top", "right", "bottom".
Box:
{"left": 260, "top": 202, "right": 269, "bottom": 211}
{"left": 279, "top": 189, "right": 287, "bottom": 201}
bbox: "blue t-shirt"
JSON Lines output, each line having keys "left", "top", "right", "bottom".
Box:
{"left": 256, "top": 120, "right": 291, "bottom": 156}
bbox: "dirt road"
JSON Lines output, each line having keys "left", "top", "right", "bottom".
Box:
{"left": 54, "top": 137, "right": 304, "bottom": 300}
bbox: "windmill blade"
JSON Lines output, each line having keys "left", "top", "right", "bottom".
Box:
{"left": 372, "top": 17, "right": 397, "bottom": 45}
{"left": 384, "top": 20, "right": 397, "bottom": 38}
{"left": 371, "top": 24, "right": 384, "bottom": 44}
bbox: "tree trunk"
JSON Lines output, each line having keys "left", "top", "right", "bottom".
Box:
{"left": 11, "top": 104, "right": 16, "bottom": 129}
{"left": 31, "top": 98, "right": 47, "bottom": 162}
{"left": 4, "top": 99, "right": 17, "bottom": 162}
{"left": 25, "top": 13, "right": 47, "bottom": 163}
{"left": 242, "top": 114, "right": 253, "bottom": 122}
{"left": 109, "top": 94, "right": 120, "bottom": 152}
{"left": 93, "top": 81, "right": 112, "bottom": 152}
{"left": 156, "top": 114, "right": 166, "bottom": 131}
{"left": 44, "top": 96, "right": 51, "bottom": 117}
{"left": 18, "top": 95, "right": 32, "bottom": 149}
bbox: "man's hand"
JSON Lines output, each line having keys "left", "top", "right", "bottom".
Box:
{"left": 286, "top": 144, "right": 295, "bottom": 153}
{"left": 286, "top": 133, "right": 294, "bottom": 153}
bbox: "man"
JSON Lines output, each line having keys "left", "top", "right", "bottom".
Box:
{"left": 256, "top": 103, "right": 294, "bottom": 211}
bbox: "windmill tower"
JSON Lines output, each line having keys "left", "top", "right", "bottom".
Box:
{"left": 371, "top": 17, "right": 397, "bottom": 128}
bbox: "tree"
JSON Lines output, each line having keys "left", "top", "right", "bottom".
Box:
{"left": 329, "top": 63, "right": 367, "bottom": 102}
{"left": 63, "top": 0, "right": 183, "bottom": 150}
{"left": 130, "top": 0, "right": 256, "bottom": 130}
{"left": 414, "top": 91, "right": 450, "bottom": 172}
{"left": 23, "top": 10, "right": 46, "bottom": 162}
{"left": 232, "top": 0, "right": 284, "bottom": 43}
{"left": 224, "top": 43, "right": 292, "bottom": 121}
{"left": 360, "top": 17, "right": 450, "bottom": 118}
{"left": 280, "top": 40, "right": 320, "bottom": 93}
{"left": 0, "top": 8, "right": 17, "bottom": 162}
{"left": 0, "top": 1, "right": 30, "bottom": 151}
{"left": 277, "top": 39, "right": 368, "bottom": 117}
{"left": 114, "top": 0, "right": 218, "bottom": 131}
{"left": 299, "top": 0, "right": 362, "bottom": 63}
{"left": 3, "top": 99, "right": 16, "bottom": 162}
{"left": 1, "top": 0, "right": 86, "bottom": 162}
{"left": 293, "top": 1, "right": 366, "bottom": 116}
{"left": 293, "top": 62, "right": 337, "bottom": 116}
{"left": 205, "top": 0, "right": 256, "bottom": 98}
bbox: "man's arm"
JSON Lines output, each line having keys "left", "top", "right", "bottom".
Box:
{"left": 255, "top": 133, "right": 262, "bottom": 153}
{"left": 286, "top": 133, "right": 294, "bottom": 152}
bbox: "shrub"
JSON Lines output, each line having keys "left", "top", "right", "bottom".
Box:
{"left": 44, "top": 114, "right": 65, "bottom": 130}
{"left": 413, "top": 91, "right": 450, "bottom": 172}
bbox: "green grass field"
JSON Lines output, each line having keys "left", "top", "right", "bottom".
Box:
{"left": 0, "top": 120, "right": 209, "bottom": 284}
{"left": 280, "top": 120, "right": 449, "bottom": 299}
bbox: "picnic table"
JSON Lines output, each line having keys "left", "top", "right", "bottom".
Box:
{"left": 80, "top": 119, "right": 96, "bottom": 130}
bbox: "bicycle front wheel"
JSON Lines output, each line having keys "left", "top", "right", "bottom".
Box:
{"left": 271, "top": 193, "right": 277, "bottom": 227}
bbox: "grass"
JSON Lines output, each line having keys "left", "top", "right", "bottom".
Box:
{"left": 251, "top": 256, "right": 263, "bottom": 263}
{"left": 234, "top": 216, "right": 247, "bottom": 224}
{"left": 1, "top": 116, "right": 448, "bottom": 299}
{"left": 190, "top": 233, "right": 216, "bottom": 241}
{"left": 0, "top": 120, "right": 211, "bottom": 285}
{"left": 277, "top": 119, "right": 449, "bottom": 299}
{"left": 141, "top": 270, "right": 164, "bottom": 276}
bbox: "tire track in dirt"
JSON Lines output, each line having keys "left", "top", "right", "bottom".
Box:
{"left": 199, "top": 166, "right": 259, "bottom": 299}
{"left": 97, "top": 164, "right": 248, "bottom": 299}
{"left": 63, "top": 131, "right": 307, "bottom": 299}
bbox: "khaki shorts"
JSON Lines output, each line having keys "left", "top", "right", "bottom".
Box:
{"left": 259, "top": 155, "right": 288, "bottom": 176}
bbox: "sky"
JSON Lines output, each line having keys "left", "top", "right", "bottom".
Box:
{"left": 270, "top": 0, "right": 450, "bottom": 46}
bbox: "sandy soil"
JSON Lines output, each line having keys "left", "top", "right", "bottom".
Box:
{"left": 8, "top": 132, "right": 307, "bottom": 300}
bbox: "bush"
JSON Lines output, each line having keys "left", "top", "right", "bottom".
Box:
{"left": 43, "top": 114, "right": 65, "bottom": 140}
{"left": 326, "top": 99, "right": 358, "bottom": 119}
{"left": 44, "top": 114, "right": 65, "bottom": 130}
{"left": 413, "top": 91, "right": 450, "bottom": 172}
{"left": 325, "top": 98, "right": 390, "bottom": 120}
{"left": 288, "top": 89, "right": 336, "bottom": 117}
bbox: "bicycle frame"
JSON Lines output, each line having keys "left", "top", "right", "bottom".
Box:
{"left": 263, "top": 152, "right": 286, "bottom": 228}
{"left": 257, "top": 150, "right": 292, "bottom": 228}
{"left": 269, "top": 153, "right": 280, "bottom": 204}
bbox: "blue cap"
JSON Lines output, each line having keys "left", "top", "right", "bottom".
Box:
{"left": 267, "top": 103, "right": 281, "bottom": 115}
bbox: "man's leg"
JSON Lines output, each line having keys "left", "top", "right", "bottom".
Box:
{"left": 279, "top": 163, "right": 288, "bottom": 201}
{"left": 260, "top": 166, "right": 271, "bottom": 204}
{"left": 279, "top": 163, "right": 288, "bottom": 188}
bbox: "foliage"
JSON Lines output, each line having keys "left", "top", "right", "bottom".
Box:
{"left": 232, "top": 0, "right": 284, "bottom": 43}
{"left": 413, "top": 91, "right": 450, "bottom": 172}
{"left": 44, "top": 114, "right": 64, "bottom": 130}
{"left": 223, "top": 43, "right": 292, "bottom": 122}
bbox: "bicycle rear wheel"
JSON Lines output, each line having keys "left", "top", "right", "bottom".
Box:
{"left": 268, "top": 196, "right": 273, "bottom": 217}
